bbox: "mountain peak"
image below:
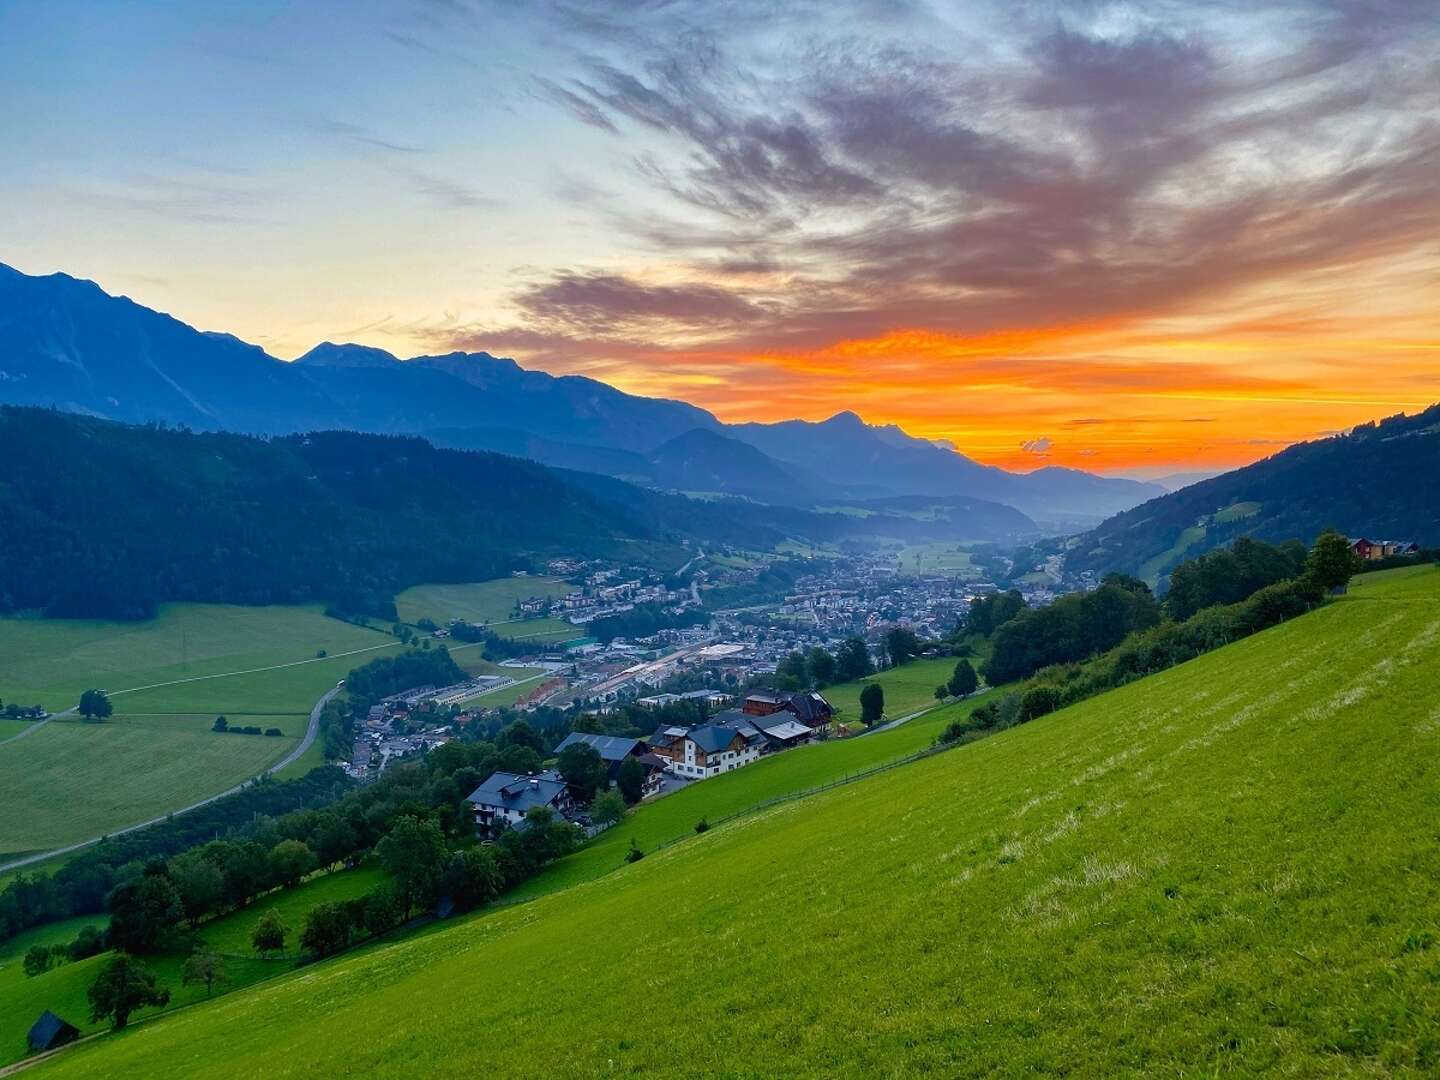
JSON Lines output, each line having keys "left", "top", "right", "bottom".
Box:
{"left": 294, "top": 342, "right": 402, "bottom": 369}
{"left": 822, "top": 410, "right": 866, "bottom": 428}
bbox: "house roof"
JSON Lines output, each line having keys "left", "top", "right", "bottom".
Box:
{"left": 465, "top": 771, "right": 569, "bottom": 814}
{"left": 553, "top": 731, "right": 642, "bottom": 762}
{"left": 687, "top": 724, "right": 744, "bottom": 753}
{"left": 746, "top": 713, "right": 812, "bottom": 740}
{"left": 787, "top": 691, "right": 833, "bottom": 724}
{"left": 28, "top": 1010, "right": 78, "bottom": 1050}
{"left": 744, "top": 690, "right": 789, "bottom": 705}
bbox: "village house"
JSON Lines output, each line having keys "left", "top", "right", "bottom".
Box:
{"left": 552, "top": 731, "right": 651, "bottom": 783}
{"left": 1349, "top": 537, "right": 1419, "bottom": 561}
{"left": 712, "top": 707, "right": 814, "bottom": 751}
{"left": 648, "top": 717, "right": 765, "bottom": 779}
{"left": 465, "top": 771, "right": 575, "bottom": 837}
{"left": 742, "top": 688, "right": 834, "bottom": 729}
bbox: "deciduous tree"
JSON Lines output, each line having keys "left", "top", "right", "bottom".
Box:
{"left": 88, "top": 954, "right": 170, "bottom": 1030}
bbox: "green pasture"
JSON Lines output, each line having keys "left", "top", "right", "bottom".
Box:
{"left": 822, "top": 656, "right": 966, "bottom": 721}
{"left": 395, "top": 578, "right": 572, "bottom": 627}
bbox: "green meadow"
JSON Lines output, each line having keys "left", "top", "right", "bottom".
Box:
{"left": 0, "top": 603, "right": 393, "bottom": 714}
{"left": 823, "top": 655, "right": 965, "bottom": 721}
{"left": 0, "top": 604, "right": 394, "bottom": 862}
{"left": 32, "top": 566, "right": 1440, "bottom": 1077}
{"left": 0, "top": 715, "right": 304, "bottom": 857}
{"left": 395, "top": 577, "right": 573, "bottom": 629}
{"left": 0, "top": 867, "right": 387, "bottom": 1063}
{"left": 896, "top": 540, "right": 979, "bottom": 575}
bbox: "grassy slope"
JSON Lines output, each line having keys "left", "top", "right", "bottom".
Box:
{"left": 823, "top": 656, "right": 962, "bottom": 721}
{"left": 0, "top": 716, "right": 302, "bottom": 855}
{"left": 0, "top": 868, "right": 386, "bottom": 1064}
{"left": 36, "top": 567, "right": 1440, "bottom": 1077}
{"left": 512, "top": 688, "right": 1000, "bottom": 901}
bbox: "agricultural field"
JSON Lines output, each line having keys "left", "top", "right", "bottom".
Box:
{"left": 36, "top": 567, "right": 1440, "bottom": 1078}
{"left": 0, "top": 603, "right": 392, "bottom": 863}
{"left": 0, "top": 714, "right": 303, "bottom": 857}
{"left": 895, "top": 540, "right": 978, "bottom": 576}
{"left": 394, "top": 577, "right": 573, "bottom": 628}
{"left": 0, "top": 603, "right": 394, "bottom": 715}
{"left": 822, "top": 655, "right": 966, "bottom": 722}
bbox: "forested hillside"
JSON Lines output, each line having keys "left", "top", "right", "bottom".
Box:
{"left": 1065, "top": 404, "right": 1440, "bottom": 583}
{"left": 0, "top": 408, "right": 662, "bottom": 619}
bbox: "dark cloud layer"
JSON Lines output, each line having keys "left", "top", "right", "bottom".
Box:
{"left": 477, "top": 0, "right": 1440, "bottom": 355}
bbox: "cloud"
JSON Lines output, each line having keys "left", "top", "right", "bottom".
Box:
{"left": 312, "top": 119, "right": 425, "bottom": 155}
{"left": 1020, "top": 436, "right": 1053, "bottom": 455}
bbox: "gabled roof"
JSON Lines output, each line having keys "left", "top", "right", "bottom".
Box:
{"left": 28, "top": 1010, "right": 78, "bottom": 1050}
{"left": 553, "top": 731, "right": 642, "bottom": 762}
{"left": 465, "top": 770, "right": 569, "bottom": 814}
{"left": 787, "top": 691, "right": 833, "bottom": 724}
{"left": 757, "top": 718, "right": 811, "bottom": 742}
{"left": 744, "top": 689, "right": 789, "bottom": 705}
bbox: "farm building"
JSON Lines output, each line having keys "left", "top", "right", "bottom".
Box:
{"left": 27, "top": 1011, "right": 79, "bottom": 1053}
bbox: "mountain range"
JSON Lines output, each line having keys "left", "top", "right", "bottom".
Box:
{"left": 1063, "top": 404, "right": 1440, "bottom": 583}
{"left": 0, "top": 262, "right": 1160, "bottom": 528}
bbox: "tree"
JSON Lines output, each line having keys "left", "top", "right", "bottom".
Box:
{"left": 77, "top": 688, "right": 113, "bottom": 723}
{"left": 616, "top": 755, "right": 647, "bottom": 805}
{"left": 23, "top": 944, "right": 53, "bottom": 977}
{"left": 497, "top": 719, "right": 544, "bottom": 754}
{"left": 775, "top": 651, "right": 809, "bottom": 690}
{"left": 443, "top": 848, "right": 503, "bottom": 911}
{"left": 934, "top": 684, "right": 948, "bottom": 702}
{"left": 1306, "top": 529, "right": 1362, "bottom": 593}
{"left": 1017, "top": 686, "right": 1062, "bottom": 723}
{"left": 883, "top": 627, "right": 923, "bottom": 668}
{"left": 168, "top": 851, "right": 223, "bottom": 928}
{"left": 859, "top": 683, "right": 885, "bottom": 727}
{"left": 268, "top": 839, "right": 316, "bottom": 890}
{"left": 107, "top": 874, "right": 182, "bottom": 954}
{"left": 834, "top": 637, "right": 873, "bottom": 683}
{"left": 806, "top": 647, "right": 837, "bottom": 688}
{"left": 947, "top": 658, "right": 978, "bottom": 698}
{"left": 590, "top": 789, "right": 625, "bottom": 827}
{"left": 88, "top": 954, "right": 170, "bottom": 1030}
{"left": 251, "top": 909, "right": 288, "bottom": 957}
{"left": 220, "top": 842, "right": 272, "bottom": 909}
{"left": 181, "top": 946, "right": 227, "bottom": 998}
{"left": 299, "top": 902, "right": 351, "bottom": 958}
{"left": 375, "top": 816, "right": 448, "bottom": 918}
{"left": 212, "top": 715, "right": 228, "bottom": 732}
{"left": 625, "top": 839, "right": 645, "bottom": 863}
{"left": 360, "top": 885, "right": 402, "bottom": 937}
{"left": 556, "top": 743, "right": 607, "bottom": 804}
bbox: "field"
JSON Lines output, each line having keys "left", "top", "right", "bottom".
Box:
{"left": 0, "top": 603, "right": 393, "bottom": 714}
{"left": 822, "top": 655, "right": 964, "bottom": 721}
{"left": 0, "top": 715, "right": 304, "bottom": 857}
{"left": 895, "top": 540, "right": 978, "bottom": 575}
{"left": 34, "top": 566, "right": 1440, "bottom": 1077}
{"left": 395, "top": 577, "right": 573, "bottom": 628}
{"left": 0, "top": 604, "right": 394, "bottom": 862}
{"left": 457, "top": 668, "right": 548, "bottom": 708}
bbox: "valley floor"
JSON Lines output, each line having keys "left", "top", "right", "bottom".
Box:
{"left": 30, "top": 566, "right": 1440, "bottom": 1077}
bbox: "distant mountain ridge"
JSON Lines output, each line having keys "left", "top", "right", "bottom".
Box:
{"left": 0, "top": 262, "right": 1160, "bottom": 524}
{"left": 1064, "top": 405, "right": 1440, "bottom": 583}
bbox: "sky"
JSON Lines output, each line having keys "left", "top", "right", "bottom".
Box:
{"left": 1, "top": 0, "right": 1437, "bottom": 477}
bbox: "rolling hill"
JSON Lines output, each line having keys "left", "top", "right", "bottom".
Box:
{"left": 1065, "top": 405, "right": 1440, "bottom": 584}
{"left": 0, "top": 263, "right": 1158, "bottom": 522}
{"left": 35, "top": 566, "right": 1440, "bottom": 1077}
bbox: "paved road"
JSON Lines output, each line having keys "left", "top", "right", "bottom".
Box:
{"left": 0, "top": 687, "right": 341, "bottom": 874}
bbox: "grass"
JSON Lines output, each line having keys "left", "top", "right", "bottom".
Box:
{"left": 0, "top": 720, "right": 33, "bottom": 742}
{"left": 0, "top": 604, "right": 393, "bottom": 863}
{"left": 0, "top": 866, "right": 388, "bottom": 1064}
{"left": 896, "top": 540, "right": 978, "bottom": 576}
{"left": 457, "top": 669, "right": 548, "bottom": 708}
{"left": 0, "top": 603, "right": 392, "bottom": 714}
{"left": 0, "top": 715, "right": 302, "bottom": 857}
{"left": 32, "top": 566, "right": 1440, "bottom": 1077}
{"left": 394, "top": 577, "right": 573, "bottom": 627}
{"left": 1138, "top": 522, "right": 1208, "bottom": 585}
{"left": 1213, "top": 499, "right": 1262, "bottom": 524}
{"left": 823, "top": 656, "right": 966, "bottom": 721}
{"left": 509, "top": 688, "right": 1001, "bottom": 902}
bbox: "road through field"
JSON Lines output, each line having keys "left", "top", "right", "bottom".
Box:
{"left": 0, "top": 688, "right": 341, "bottom": 874}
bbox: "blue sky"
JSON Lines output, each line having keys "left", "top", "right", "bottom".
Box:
{"left": 2, "top": 1, "right": 1437, "bottom": 473}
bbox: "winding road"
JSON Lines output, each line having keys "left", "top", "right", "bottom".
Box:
{"left": 0, "top": 687, "right": 341, "bottom": 874}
